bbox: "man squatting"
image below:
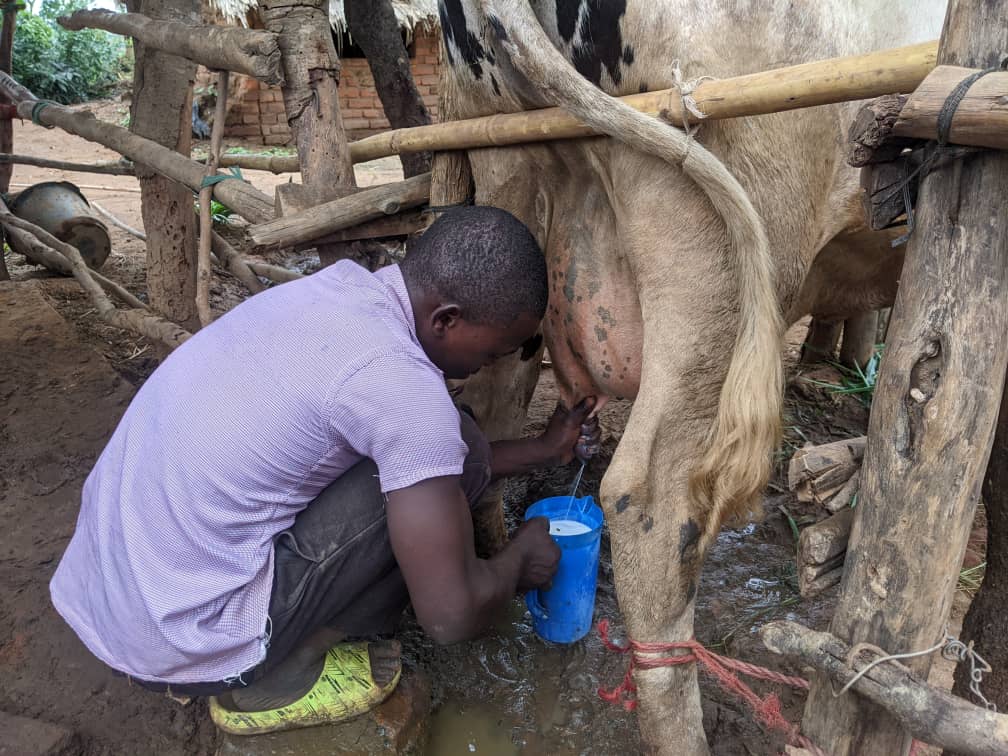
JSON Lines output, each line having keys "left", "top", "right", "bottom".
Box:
{"left": 51, "top": 206, "right": 600, "bottom": 733}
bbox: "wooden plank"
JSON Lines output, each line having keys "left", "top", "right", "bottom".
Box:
{"left": 892, "top": 65, "right": 1008, "bottom": 149}
{"left": 349, "top": 41, "right": 938, "bottom": 163}
{"left": 248, "top": 173, "right": 431, "bottom": 251}
{"left": 764, "top": 621, "right": 1008, "bottom": 755}
{"left": 801, "top": 1, "right": 1008, "bottom": 752}
{"left": 301, "top": 209, "right": 427, "bottom": 247}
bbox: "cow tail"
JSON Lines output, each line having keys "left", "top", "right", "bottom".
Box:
{"left": 482, "top": 0, "right": 784, "bottom": 540}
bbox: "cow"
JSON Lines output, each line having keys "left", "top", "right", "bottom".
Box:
{"left": 434, "top": 0, "right": 947, "bottom": 752}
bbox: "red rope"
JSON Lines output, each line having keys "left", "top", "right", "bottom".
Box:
{"left": 597, "top": 619, "right": 825, "bottom": 754}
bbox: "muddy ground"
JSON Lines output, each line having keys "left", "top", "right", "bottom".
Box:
{"left": 0, "top": 105, "right": 973, "bottom": 755}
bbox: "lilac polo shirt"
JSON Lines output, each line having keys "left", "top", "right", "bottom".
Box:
{"left": 50, "top": 262, "right": 468, "bottom": 683}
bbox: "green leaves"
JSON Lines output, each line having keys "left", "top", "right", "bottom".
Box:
{"left": 13, "top": 0, "right": 128, "bottom": 104}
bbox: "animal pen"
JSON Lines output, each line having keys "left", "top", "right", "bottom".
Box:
{"left": 0, "top": 0, "right": 1006, "bottom": 753}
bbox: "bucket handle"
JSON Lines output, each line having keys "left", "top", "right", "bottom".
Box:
{"left": 526, "top": 590, "right": 549, "bottom": 621}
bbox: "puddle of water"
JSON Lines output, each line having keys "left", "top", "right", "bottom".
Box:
{"left": 427, "top": 699, "right": 521, "bottom": 755}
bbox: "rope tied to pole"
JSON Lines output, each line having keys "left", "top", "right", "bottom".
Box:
{"left": 596, "top": 619, "right": 825, "bottom": 754}
{"left": 667, "top": 60, "right": 714, "bottom": 166}
{"left": 833, "top": 631, "right": 997, "bottom": 711}
{"left": 199, "top": 165, "right": 244, "bottom": 190}
{"left": 886, "top": 57, "right": 1007, "bottom": 247}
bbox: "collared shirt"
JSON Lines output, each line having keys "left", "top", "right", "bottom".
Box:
{"left": 50, "top": 262, "right": 467, "bottom": 683}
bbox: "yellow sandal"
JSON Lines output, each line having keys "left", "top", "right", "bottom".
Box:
{"left": 209, "top": 642, "right": 401, "bottom": 735}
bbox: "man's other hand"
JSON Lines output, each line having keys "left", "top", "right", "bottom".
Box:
{"left": 512, "top": 516, "right": 561, "bottom": 592}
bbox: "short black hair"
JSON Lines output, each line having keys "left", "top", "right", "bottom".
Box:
{"left": 401, "top": 206, "right": 548, "bottom": 325}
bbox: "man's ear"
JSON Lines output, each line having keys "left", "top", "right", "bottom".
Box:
{"left": 430, "top": 304, "right": 463, "bottom": 335}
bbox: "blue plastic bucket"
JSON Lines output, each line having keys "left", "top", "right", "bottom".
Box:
{"left": 524, "top": 494, "right": 604, "bottom": 643}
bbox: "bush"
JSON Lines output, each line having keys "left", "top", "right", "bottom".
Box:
{"left": 12, "top": 0, "right": 128, "bottom": 104}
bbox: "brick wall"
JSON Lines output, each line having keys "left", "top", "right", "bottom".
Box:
{"left": 213, "top": 26, "right": 441, "bottom": 146}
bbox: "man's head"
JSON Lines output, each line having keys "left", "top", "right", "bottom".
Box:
{"left": 401, "top": 206, "right": 548, "bottom": 380}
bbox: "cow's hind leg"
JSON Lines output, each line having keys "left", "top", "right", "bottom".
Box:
{"left": 600, "top": 166, "right": 741, "bottom": 755}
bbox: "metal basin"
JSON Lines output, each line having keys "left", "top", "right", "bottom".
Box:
{"left": 8, "top": 181, "right": 111, "bottom": 270}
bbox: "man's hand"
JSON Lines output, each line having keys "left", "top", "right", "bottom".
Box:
{"left": 539, "top": 397, "right": 602, "bottom": 466}
{"left": 511, "top": 516, "right": 561, "bottom": 592}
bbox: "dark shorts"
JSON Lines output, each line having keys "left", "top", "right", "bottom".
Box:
{"left": 134, "top": 411, "right": 491, "bottom": 698}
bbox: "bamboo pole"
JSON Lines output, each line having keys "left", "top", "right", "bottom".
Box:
{"left": 58, "top": 10, "right": 283, "bottom": 86}
{"left": 348, "top": 41, "right": 939, "bottom": 163}
{"left": 0, "top": 198, "right": 190, "bottom": 349}
{"left": 0, "top": 154, "right": 135, "bottom": 175}
{"left": 763, "top": 621, "right": 1008, "bottom": 755}
{"left": 196, "top": 70, "right": 228, "bottom": 327}
{"left": 0, "top": 72, "right": 275, "bottom": 224}
{"left": 248, "top": 172, "right": 431, "bottom": 252}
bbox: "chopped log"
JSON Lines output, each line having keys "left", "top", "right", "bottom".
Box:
{"left": 196, "top": 70, "right": 229, "bottom": 327}
{"left": 787, "top": 437, "right": 866, "bottom": 506}
{"left": 300, "top": 209, "right": 427, "bottom": 247}
{"left": 847, "top": 94, "right": 913, "bottom": 167}
{"left": 802, "top": 1, "right": 1008, "bottom": 751}
{"left": 0, "top": 72, "right": 274, "bottom": 224}
{"left": 839, "top": 312, "right": 879, "bottom": 369}
{"left": 349, "top": 41, "right": 938, "bottom": 164}
{"left": 798, "top": 509, "right": 855, "bottom": 597}
{"left": 248, "top": 173, "right": 431, "bottom": 252}
{"left": 799, "top": 508, "right": 856, "bottom": 566}
{"left": 763, "top": 620, "right": 1008, "bottom": 755}
{"left": 823, "top": 470, "right": 860, "bottom": 514}
{"left": 57, "top": 10, "right": 283, "bottom": 86}
{"left": 209, "top": 231, "right": 265, "bottom": 294}
{"left": 0, "top": 154, "right": 136, "bottom": 175}
{"left": 0, "top": 198, "right": 189, "bottom": 349}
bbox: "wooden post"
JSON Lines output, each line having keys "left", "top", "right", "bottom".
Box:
{"left": 259, "top": 0, "right": 357, "bottom": 264}
{"left": 58, "top": 10, "right": 284, "bottom": 85}
{"left": 801, "top": 2, "right": 1008, "bottom": 753}
{"left": 129, "top": 0, "right": 201, "bottom": 330}
{"left": 0, "top": 1, "right": 19, "bottom": 195}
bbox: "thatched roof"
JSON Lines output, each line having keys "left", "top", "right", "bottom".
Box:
{"left": 210, "top": 0, "right": 439, "bottom": 33}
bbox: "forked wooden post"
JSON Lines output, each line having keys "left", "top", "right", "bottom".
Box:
{"left": 801, "top": 1, "right": 1008, "bottom": 752}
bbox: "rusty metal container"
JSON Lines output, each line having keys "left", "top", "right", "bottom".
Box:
{"left": 8, "top": 181, "right": 111, "bottom": 269}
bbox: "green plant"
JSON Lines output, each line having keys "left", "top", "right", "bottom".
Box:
{"left": 802, "top": 344, "right": 884, "bottom": 407}
{"left": 194, "top": 197, "right": 234, "bottom": 225}
{"left": 958, "top": 562, "right": 986, "bottom": 596}
{"left": 12, "top": 0, "right": 128, "bottom": 104}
